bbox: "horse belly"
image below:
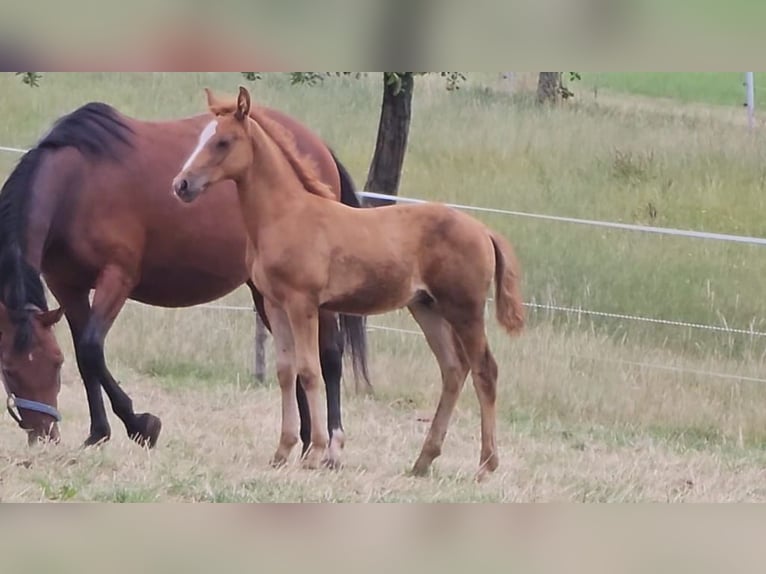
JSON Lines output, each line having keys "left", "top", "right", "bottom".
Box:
{"left": 320, "top": 261, "right": 416, "bottom": 316}
{"left": 132, "top": 266, "right": 247, "bottom": 308}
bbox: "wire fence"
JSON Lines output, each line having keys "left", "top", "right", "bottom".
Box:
{"left": 3, "top": 143, "right": 766, "bottom": 386}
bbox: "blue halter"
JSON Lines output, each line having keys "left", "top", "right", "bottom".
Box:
{"left": 6, "top": 393, "right": 62, "bottom": 427}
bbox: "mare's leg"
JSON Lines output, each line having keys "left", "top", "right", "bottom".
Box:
{"left": 48, "top": 272, "right": 161, "bottom": 447}
{"left": 55, "top": 267, "right": 161, "bottom": 447}
{"left": 47, "top": 283, "right": 111, "bottom": 445}
{"left": 282, "top": 297, "right": 328, "bottom": 469}
{"left": 90, "top": 267, "right": 161, "bottom": 447}
{"left": 264, "top": 299, "right": 301, "bottom": 467}
{"left": 319, "top": 310, "right": 345, "bottom": 469}
{"left": 246, "top": 280, "right": 314, "bottom": 456}
{"left": 447, "top": 311, "right": 499, "bottom": 481}
{"left": 408, "top": 302, "right": 471, "bottom": 477}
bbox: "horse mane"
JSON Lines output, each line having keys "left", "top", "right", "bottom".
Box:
{"left": 249, "top": 107, "right": 336, "bottom": 200}
{"left": 0, "top": 102, "right": 134, "bottom": 350}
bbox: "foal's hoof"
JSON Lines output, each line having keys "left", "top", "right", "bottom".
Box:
{"left": 475, "top": 454, "right": 499, "bottom": 482}
{"left": 130, "top": 413, "right": 162, "bottom": 449}
{"left": 270, "top": 453, "right": 288, "bottom": 469}
{"left": 322, "top": 431, "right": 345, "bottom": 470}
{"left": 301, "top": 448, "right": 326, "bottom": 470}
{"left": 321, "top": 454, "right": 343, "bottom": 471}
{"left": 410, "top": 457, "right": 433, "bottom": 478}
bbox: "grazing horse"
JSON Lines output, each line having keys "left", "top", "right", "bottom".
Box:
{"left": 0, "top": 99, "right": 369, "bottom": 459}
{"left": 173, "top": 87, "right": 525, "bottom": 478}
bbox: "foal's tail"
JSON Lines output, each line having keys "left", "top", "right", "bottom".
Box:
{"left": 489, "top": 232, "right": 525, "bottom": 336}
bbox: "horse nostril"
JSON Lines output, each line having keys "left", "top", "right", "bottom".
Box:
{"left": 178, "top": 179, "right": 189, "bottom": 193}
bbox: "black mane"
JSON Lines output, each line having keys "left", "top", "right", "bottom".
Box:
{"left": 0, "top": 102, "right": 134, "bottom": 350}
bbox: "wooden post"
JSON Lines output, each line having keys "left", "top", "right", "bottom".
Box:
{"left": 254, "top": 311, "right": 267, "bottom": 383}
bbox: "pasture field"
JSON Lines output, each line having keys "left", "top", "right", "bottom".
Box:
{"left": 582, "top": 72, "right": 766, "bottom": 108}
{"left": 2, "top": 73, "right": 766, "bottom": 502}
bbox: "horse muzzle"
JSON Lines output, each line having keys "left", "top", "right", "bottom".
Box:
{"left": 172, "top": 175, "right": 207, "bottom": 203}
{"left": 6, "top": 394, "right": 62, "bottom": 445}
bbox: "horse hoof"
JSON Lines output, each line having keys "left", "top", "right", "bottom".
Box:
{"left": 475, "top": 469, "right": 492, "bottom": 483}
{"left": 321, "top": 456, "right": 343, "bottom": 471}
{"left": 130, "top": 413, "right": 162, "bottom": 449}
{"left": 322, "top": 431, "right": 345, "bottom": 470}
{"left": 302, "top": 449, "right": 325, "bottom": 470}
{"left": 270, "top": 454, "right": 288, "bottom": 469}
{"left": 480, "top": 453, "right": 499, "bottom": 473}
{"left": 82, "top": 433, "right": 111, "bottom": 448}
{"left": 410, "top": 459, "right": 432, "bottom": 478}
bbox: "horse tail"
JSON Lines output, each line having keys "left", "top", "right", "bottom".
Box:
{"left": 489, "top": 232, "right": 525, "bottom": 336}
{"left": 330, "top": 148, "right": 364, "bottom": 208}
{"left": 329, "top": 150, "right": 373, "bottom": 394}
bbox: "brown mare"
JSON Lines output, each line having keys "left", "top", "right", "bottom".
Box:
{"left": 173, "top": 87, "right": 525, "bottom": 478}
{"left": 0, "top": 99, "right": 368, "bottom": 460}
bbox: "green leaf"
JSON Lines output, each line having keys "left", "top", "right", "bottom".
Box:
{"left": 16, "top": 72, "right": 42, "bottom": 87}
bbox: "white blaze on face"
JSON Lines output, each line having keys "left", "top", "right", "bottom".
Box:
{"left": 182, "top": 120, "right": 218, "bottom": 171}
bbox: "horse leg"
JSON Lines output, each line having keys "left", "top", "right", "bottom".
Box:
{"left": 85, "top": 266, "right": 161, "bottom": 447}
{"left": 408, "top": 302, "right": 471, "bottom": 477}
{"left": 263, "top": 299, "right": 301, "bottom": 467}
{"left": 319, "top": 311, "right": 345, "bottom": 469}
{"left": 448, "top": 313, "right": 499, "bottom": 481}
{"left": 47, "top": 283, "right": 112, "bottom": 445}
{"left": 283, "top": 298, "right": 328, "bottom": 470}
{"left": 246, "top": 280, "right": 314, "bottom": 458}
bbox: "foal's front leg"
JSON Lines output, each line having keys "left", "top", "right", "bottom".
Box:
{"left": 284, "top": 299, "right": 329, "bottom": 469}
{"left": 264, "top": 300, "right": 301, "bottom": 467}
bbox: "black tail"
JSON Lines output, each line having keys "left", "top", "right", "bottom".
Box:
{"left": 329, "top": 149, "right": 372, "bottom": 394}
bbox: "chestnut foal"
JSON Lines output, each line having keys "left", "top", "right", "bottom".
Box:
{"left": 173, "top": 87, "right": 525, "bottom": 478}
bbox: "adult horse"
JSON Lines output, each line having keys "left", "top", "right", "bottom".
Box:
{"left": 173, "top": 87, "right": 525, "bottom": 479}
{"left": 0, "top": 99, "right": 369, "bottom": 463}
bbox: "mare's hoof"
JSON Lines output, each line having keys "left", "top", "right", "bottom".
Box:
{"left": 82, "top": 433, "right": 111, "bottom": 448}
{"left": 130, "top": 413, "right": 162, "bottom": 449}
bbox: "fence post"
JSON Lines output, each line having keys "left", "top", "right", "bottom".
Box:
{"left": 745, "top": 72, "right": 755, "bottom": 130}
{"left": 254, "top": 311, "right": 267, "bottom": 383}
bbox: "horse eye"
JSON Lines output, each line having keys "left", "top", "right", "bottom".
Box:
{"left": 216, "top": 139, "right": 230, "bottom": 150}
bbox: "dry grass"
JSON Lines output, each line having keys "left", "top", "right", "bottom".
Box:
{"left": 3, "top": 306, "right": 766, "bottom": 502}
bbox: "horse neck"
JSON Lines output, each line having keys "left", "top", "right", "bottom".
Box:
{"left": 24, "top": 156, "right": 65, "bottom": 272}
{"left": 236, "top": 121, "right": 308, "bottom": 241}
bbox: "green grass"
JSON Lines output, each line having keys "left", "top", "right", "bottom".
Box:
{"left": 3, "top": 72, "right": 766, "bottom": 501}
{"left": 582, "top": 72, "right": 766, "bottom": 107}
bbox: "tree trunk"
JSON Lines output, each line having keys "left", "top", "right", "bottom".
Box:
{"left": 537, "top": 72, "right": 561, "bottom": 104}
{"left": 364, "top": 72, "right": 415, "bottom": 206}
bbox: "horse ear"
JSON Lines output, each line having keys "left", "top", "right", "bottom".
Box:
{"left": 204, "top": 87, "right": 220, "bottom": 111}
{"left": 37, "top": 307, "right": 64, "bottom": 328}
{"left": 236, "top": 86, "right": 251, "bottom": 121}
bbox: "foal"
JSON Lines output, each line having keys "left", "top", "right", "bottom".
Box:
{"left": 173, "top": 87, "right": 525, "bottom": 478}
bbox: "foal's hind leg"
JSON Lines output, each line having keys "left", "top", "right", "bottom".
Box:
{"left": 408, "top": 302, "right": 470, "bottom": 477}
{"left": 450, "top": 316, "right": 500, "bottom": 480}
